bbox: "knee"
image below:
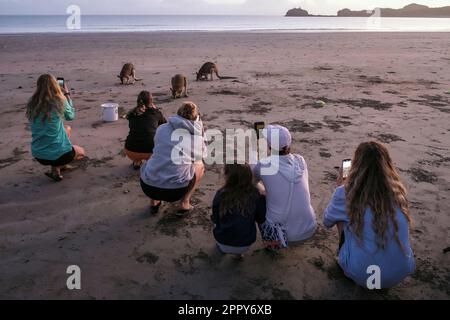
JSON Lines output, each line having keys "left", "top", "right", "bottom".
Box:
{"left": 74, "top": 145, "right": 86, "bottom": 158}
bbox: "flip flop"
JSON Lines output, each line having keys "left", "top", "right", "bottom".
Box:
{"left": 176, "top": 205, "right": 194, "bottom": 218}
{"left": 45, "top": 171, "right": 63, "bottom": 182}
{"left": 150, "top": 201, "right": 162, "bottom": 215}
{"left": 61, "top": 165, "right": 76, "bottom": 172}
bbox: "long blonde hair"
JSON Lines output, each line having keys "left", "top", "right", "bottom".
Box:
{"left": 26, "top": 74, "right": 66, "bottom": 122}
{"left": 345, "top": 141, "right": 411, "bottom": 249}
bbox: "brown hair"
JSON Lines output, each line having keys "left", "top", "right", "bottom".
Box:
{"left": 177, "top": 101, "right": 199, "bottom": 121}
{"left": 219, "top": 163, "right": 259, "bottom": 218}
{"left": 26, "top": 74, "right": 66, "bottom": 122}
{"left": 345, "top": 141, "right": 412, "bottom": 250}
{"left": 128, "top": 91, "right": 154, "bottom": 117}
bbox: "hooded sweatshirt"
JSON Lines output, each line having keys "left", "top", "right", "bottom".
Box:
{"left": 141, "top": 115, "right": 205, "bottom": 189}
{"left": 253, "top": 154, "right": 317, "bottom": 242}
{"left": 324, "top": 186, "right": 415, "bottom": 288}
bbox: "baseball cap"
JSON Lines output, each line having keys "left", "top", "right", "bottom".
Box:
{"left": 262, "top": 125, "right": 292, "bottom": 151}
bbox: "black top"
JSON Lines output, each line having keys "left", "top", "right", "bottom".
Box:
{"left": 125, "top": 107, "right": 166, "bottom": 153}
{"left": 211, "top": 188, "right": 266, "bottom": 247}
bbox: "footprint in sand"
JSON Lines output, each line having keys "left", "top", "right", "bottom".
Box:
{"left": 136, "top": 252, "right": 159, "bottom": 264}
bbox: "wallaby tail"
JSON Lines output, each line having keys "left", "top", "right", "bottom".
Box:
{"left": 218, "top": 76, "right": 238, "bottom": 80}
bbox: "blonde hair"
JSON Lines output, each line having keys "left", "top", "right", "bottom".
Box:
{"left": 177, "top": 101, "right": 199, "bottom": 121}
{"left": 345, "top": 141, "right": 412, "bottom": 250}
{"left": 26, "top": 74, "right": 66, "bottom": 122}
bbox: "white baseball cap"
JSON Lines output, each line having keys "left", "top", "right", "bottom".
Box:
{"left": 262, "top": 125, "right": 292, "bottom": 151}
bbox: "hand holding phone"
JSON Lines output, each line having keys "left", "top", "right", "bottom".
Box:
{"left": 342, "top": 159, "right": 352, "bottom": 179}
{"left": 57, "top": 77, "right": 65, "bottom": 88}
{"left": 254, "top": 122, "right": 265, "bottom": 140}
{"left": 337, "top": 159, "right": 351, "bottom": 186}
{"left": 57, "top": 77, "right": 70, "bottom": 96}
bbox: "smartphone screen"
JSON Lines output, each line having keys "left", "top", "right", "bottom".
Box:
{"left": 342, "top": 159, "right": 352, "bottom": 178}
{"left": 57, "top": 78, "right": 65, "bottom": 88}
{"left": 254, "top": 122, "right": 265, "bottom": 139}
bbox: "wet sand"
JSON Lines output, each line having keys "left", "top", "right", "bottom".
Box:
{"left": 0, "top": 32, "right": 449, "bottom": 299}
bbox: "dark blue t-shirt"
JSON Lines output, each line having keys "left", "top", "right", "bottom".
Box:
{"left": 211, "top": 188, "right": 266, "bottom": 247}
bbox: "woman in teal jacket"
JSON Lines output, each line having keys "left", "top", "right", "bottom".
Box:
{"left": 27, "top": 74, "right": 85, "bottom": 181}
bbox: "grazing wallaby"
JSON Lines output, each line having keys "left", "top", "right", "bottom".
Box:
{"left": 117, "top": 63, "right": 142, "bottom": 85}
{"left": 171, "top": 74, "right": 189, "bottom": 99}
{"left": 196, "top": 62, "right": 221, "bottom": 81}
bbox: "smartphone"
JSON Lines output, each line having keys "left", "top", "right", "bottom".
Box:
{"left": 254, "top": 122, "right": 265, "bottom": 140}
{"left": 342, "top": 159, "right": 352, "bottom": 179}
{"left": 57, "top": 77, "right": 65, "bottom": 88}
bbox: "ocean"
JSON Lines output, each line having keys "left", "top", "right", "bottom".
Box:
{"left": 0, "top": 15, "right": 450, "bottom": 34}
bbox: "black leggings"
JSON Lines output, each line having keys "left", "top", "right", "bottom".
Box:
{"left": 35, "top": 148, "right": 76, "bottom": 167}
{"left": 140, "top": 175, "right": 196, "bottom": 203}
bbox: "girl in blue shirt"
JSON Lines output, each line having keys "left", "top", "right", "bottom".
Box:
{"left": 324, "top": 141, "right": 415, "bottom": 289}
{"left": 27, "top": 74, "right": 85, "bottom": 181}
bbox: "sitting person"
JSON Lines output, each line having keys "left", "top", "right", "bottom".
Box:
{"left": 324, "top": 141, "right": 415, "bottom": 289}
{"left": 211, "top": 163, "right": 266, "bottom": 255}
{"left": 252, "top": 125, "right": 316, "bottom": 248}
{"left": 140, "top": 102, "right": 205, "bottom": 216}
{"left": 27, "top": 74, "right": 85, "bottom": 182}
{"left": 125, "top": 91, "right": 166, "bottom": 169}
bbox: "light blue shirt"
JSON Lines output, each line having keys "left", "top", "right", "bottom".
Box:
{"left": 324, "top": 186, "right": 415, "bottom": 288}
{"left": 30, "top": 99, "right": 75, "bottom": 160}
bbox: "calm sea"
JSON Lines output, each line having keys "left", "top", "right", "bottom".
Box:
{"left": 0, "top": 15, "right": 450, "bottom": 34}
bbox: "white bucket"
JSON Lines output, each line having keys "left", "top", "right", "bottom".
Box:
{"left": 101, "top": 103, "right": 119, "bottom": 122}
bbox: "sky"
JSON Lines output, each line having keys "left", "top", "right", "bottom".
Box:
{"left": 1, "top": 0, "right": 449, "bottom": 15}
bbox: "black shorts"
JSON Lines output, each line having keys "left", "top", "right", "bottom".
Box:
{"left": 35, "top": 148, "right": 76, "bottom": 167}
{"left": 140, "top": 175, "right": 196, "bottom": 203}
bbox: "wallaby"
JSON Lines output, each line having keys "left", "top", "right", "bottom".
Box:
{"left": 196, "top": 62, "right": 221, "bottom": 81}
{"left": 171, "top": 74, "right": 189, "bottom": 99}
{"left": 117, "top": 63, "right": 142, "bottom": 85}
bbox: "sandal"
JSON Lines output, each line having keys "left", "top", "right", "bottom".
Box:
{"left": 176, "top": 205, "right": 194, "bottom": 218}
{"left": 150, "top": 201, "right": 162, "bottom": 215}
{"left": 45, "top": 171, "right": 63, "bottom": 182}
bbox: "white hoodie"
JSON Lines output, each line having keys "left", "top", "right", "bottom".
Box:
{"left": 141, "top": 115, "right": 205, "bottom": 189}
{"left": 253, "top": 154, "right": 317, "bottom": 242}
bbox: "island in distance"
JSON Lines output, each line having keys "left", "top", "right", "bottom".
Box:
{"left": 286, "top": 3, "right": 450, "bottom": 18}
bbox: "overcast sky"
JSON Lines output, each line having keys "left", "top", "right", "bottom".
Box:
{"left": 1, "top": 0, "right": 449, "bottom": 15}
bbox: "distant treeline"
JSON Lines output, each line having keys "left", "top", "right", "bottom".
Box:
{"left": 286, "top": 3, "right": 450, "bottom": 18}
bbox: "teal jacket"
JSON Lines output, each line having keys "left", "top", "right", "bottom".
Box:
{"left": 30, "top": 99, "right": 75, "bottom": 160}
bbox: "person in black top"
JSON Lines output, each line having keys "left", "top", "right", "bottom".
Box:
{"left": 125, "top": 91, "right": 166, "bottom": 169}
{"left": 211, "top": 163, "right": 266, "bottom": 256}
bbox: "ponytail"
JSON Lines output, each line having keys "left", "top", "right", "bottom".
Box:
{"left": 127, "top": 91, "right": 153, "bottom": 118}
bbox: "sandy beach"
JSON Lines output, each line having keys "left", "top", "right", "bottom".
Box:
{"left": 0, "top": 32, "right": 449, "bottom": 299}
